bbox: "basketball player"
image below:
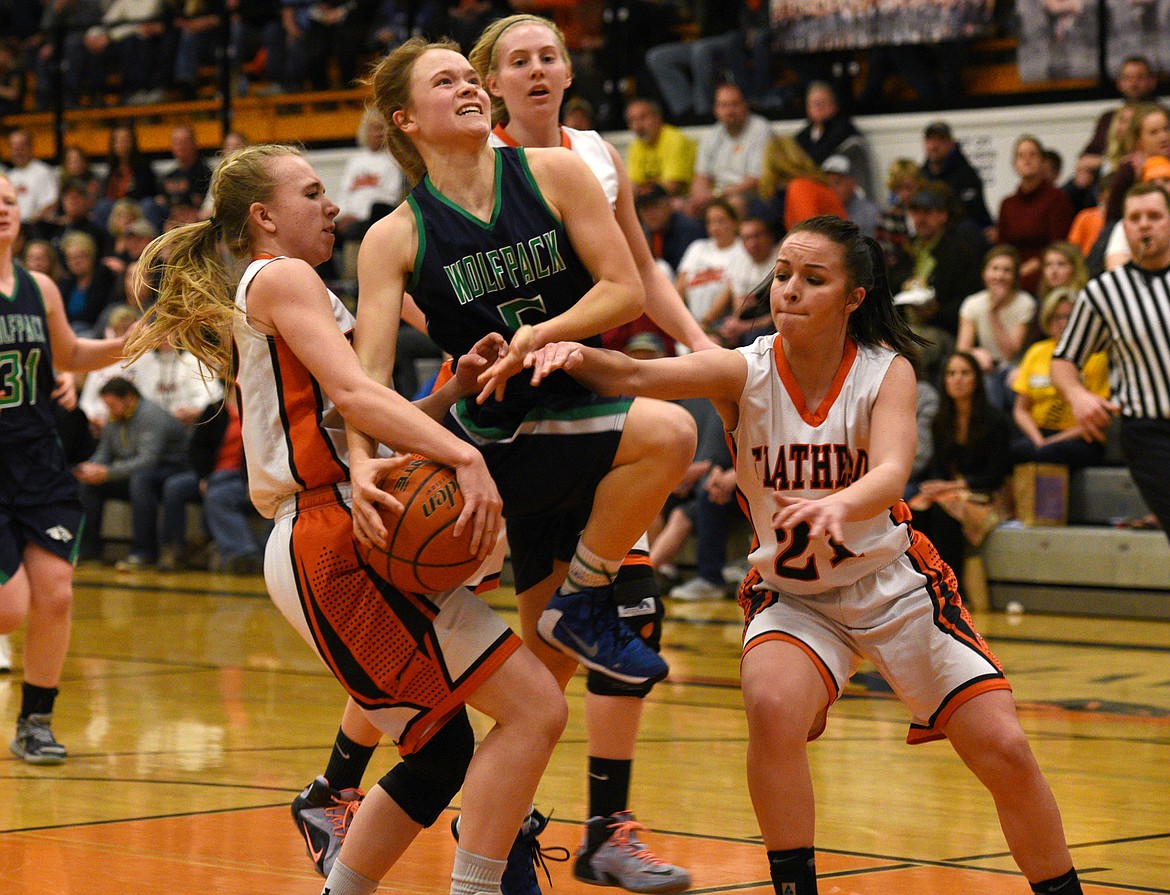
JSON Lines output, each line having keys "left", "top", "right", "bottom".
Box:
{"left": 1, "top": 172, "right": 131, "bottom": 765}
{"left": 522, "top": 216, "right": 1086, "bottom": 895}
{"left": 341, "top": 38, "right": 697, "bottom": 893}
{"left": 124, "top": 144, "right": 568, "bottom": 895}
{"left": 293, "top": 17, "right": 705, "bottom": 892}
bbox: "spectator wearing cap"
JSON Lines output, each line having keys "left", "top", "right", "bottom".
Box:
{"left": 823, "top": 154, "right": 879, "bottom": 237}
{"left": 996, "top": 135, "right": 1076, "bottom": 296}
{"left": 920, "top": 120, "right": 992, "bottom": 231}
{"left": 893, "top": 283, "right": 954, "bottom": 388}
{"left": 794, "top": 81, "right": 874, "bottom": 199}
{"left": 625, "top": 98, "right": 697, "bottom": 199}
{"left": 888, "top": 182, "right": 985, "bottom": 338}
{"left": 636, "top": 184, "right": 707, "bottom": 274}
{"left": 1102, "top": 155, "right": 1170, "bottom": 270}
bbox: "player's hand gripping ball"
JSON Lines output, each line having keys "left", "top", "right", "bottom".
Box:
{"left": 361, "top": 457, "right": 482, "bottom": 593}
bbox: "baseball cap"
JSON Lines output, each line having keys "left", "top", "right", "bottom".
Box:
{"left": 624, "top": 331, "right": 666, "bottom": 357}
{"left": 1142, "top": 155, "right": 1170, "bottom": 182}
{"left": 924, "top": 121, "right": 953, "bottom": 140}
{"left": 125, "top": 219, "right": 158, "bottom": 239}
{"left": 907, "top": 185, "right": 950, "bottom": 211}
{"left": 893, "top": 284, "right": 936, "bottom": 306}
{"left": 822, "top": 154, "right": 852, "bottom": 176}
{"left": 635, "top": 184, "right": 669, "bottom": 207}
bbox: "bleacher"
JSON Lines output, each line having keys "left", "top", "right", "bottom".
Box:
{"left": 6, "top": 18, "right": 1169, "bottom": 615}
{"left": 984, "top": 464, "right": 1169, "bottom": 620}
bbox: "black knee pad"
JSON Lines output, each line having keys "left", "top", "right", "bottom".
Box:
{"left": 587, "top": 563, "right": 664, "bottom": 699}
{"left": 376, "top": 708, "right": 475, "bottom": 827}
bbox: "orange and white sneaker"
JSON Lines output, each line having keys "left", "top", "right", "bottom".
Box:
{"left": 290, "top": 776, "right": 363, "bottom": 878}
{"left": 573, "top": 810, "right": 691, "bottom": 893}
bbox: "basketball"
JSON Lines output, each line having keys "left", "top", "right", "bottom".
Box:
{"left": 361, "top": 456, "right": 482, "bottom": 593}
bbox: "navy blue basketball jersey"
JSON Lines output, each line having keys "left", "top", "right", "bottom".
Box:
{"left": 0, "top": 263, "right": 58, "bottom": 443}
{"left": 407, "top": 147, "right": 600, "bottom": 423}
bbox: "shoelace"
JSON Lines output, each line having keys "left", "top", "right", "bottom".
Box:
{"left": 523, "top": 811, "right": 570, "bottom": 886}
{"left": 609, "top": 818, "right": 669, "bottom": 866}
{"left": 324, "top": 790, "right": 364, "bottom": 838}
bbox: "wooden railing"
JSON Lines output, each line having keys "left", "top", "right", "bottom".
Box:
{"left": 4, "top": 88, "right": 370, "bottom": 159}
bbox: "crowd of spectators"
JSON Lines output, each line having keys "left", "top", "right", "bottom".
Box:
{"left": 2, "top": 9, "right": 1167, "bottom": 591}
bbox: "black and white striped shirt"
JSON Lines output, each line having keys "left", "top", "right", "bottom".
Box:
{"left": 1054, "top": 263, "right": 1170, "bottom": 419}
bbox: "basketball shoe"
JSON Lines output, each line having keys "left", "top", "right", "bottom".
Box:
{"left": 10, "top": 713, "right": 67, "bottom": 764}
{"left": 0, "top": 634, "right": 11, "bottom": 673}
{"left": 538, "top": 584, "right": 668, "bottom": 686}
{"left": 451, "top": 807, "right": 569, "bottom": 895}
{"left": 573, "top": 811, "right": 692, "bottom": 893}
{"left": 291, "top": 775, "right": 363, "bottom": 878}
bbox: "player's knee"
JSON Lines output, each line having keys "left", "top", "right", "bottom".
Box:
{"left": 535, "top": 682, "right": 570, "bottom": 746}
{"left": 376, "top": 709, "right": 474, "bottom": 827}
{"left": 743, "top": 684, "right": 817, "bottom": 745}
{"left": 653, "top": 401, "right": 697, "bottom": 467}
{"left": 29, "top": 579, "right": 73, "bottom": 620}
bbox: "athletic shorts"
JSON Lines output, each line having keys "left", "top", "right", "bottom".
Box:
{"left": 0, "top": 439, "right": 84, "bottom": 581}
{"left": 739, "top": 529, "right": 1009, "bottom": 745}
{"left": 446, "top": 393, "right": 631, "bottom": 593}
{"left": 266, "top": 483, "right": 522, "bottom": 755}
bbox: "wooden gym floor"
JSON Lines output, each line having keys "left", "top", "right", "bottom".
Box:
{"left": 1, "top": 566, "right": 1168, "bottom": 894}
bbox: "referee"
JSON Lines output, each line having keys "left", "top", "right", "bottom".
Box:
{"left": 1051, "top": 181, "right": 1170, "bottom": 541}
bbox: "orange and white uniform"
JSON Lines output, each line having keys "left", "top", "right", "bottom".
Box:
{"left": 731, "top": 335, "right": 1010, "bottom": 744}
{"left": 234, "top": 257, "right": 520, "bottom": 754}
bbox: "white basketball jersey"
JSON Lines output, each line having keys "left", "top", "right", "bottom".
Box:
{"left": 489, "top": 125, "right": 619, "bottom": 209}
{"left": 232, "top": 257, "right": 351, "bottom": 517}
{"left": 732, "top": 335, "right": 912, "bottom": 595}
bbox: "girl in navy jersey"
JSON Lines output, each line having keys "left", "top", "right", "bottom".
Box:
{"left": 524, "top": 216, "right": 1085, "bottom": 895}
{"left": 354, "top": 40, "right": 694, "bottom": 685}
{"left": 351, "top": 40, "right": 697, "bottom": 892}
{"left": 0, "top": 172, "right": 129, "bottom": 764}
{"left": 123, "top": 143, "right": 566, "bottom": 895}
{"left": 298, "top": 20, "right": 703, "bottom": 895}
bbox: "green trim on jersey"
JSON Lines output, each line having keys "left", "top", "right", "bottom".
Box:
{"left": 421, "top": 151, "right": 503, "bottom": 231}
{"left": 407, "top": 194, "right": 427, "bottom": 293}
{"left": 450, "top": 394, "right": 632, "bottom": 443}
{"left": 516, "top": 147, "right": 561, "bottom": 225}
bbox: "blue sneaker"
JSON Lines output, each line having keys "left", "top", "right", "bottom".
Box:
{"left": 451, "top": 807, "right": 569, "bottom": 895}
{"left": 537, "top": 584, "right": 669, "bottom": 686}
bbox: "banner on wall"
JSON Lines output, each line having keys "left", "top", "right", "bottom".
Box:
{"left": 1105, "top": 0, "right": 1170, "bottom": 76}
{"left": 1017, "top": 1, "right": 1101, "bottom": 82}
{"left": 771, "top": 0, "right": 995, "bottom": 53}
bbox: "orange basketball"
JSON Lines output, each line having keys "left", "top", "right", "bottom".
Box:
{"left": 362, "top": 456, "right": 481, "bottom": 594}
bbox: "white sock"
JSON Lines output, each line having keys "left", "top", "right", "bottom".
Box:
{"left": 450, "top": 845, "right": 506, "bottom": 895}
{"left": 563, "top": 542, "right": 623, "bottom": 593}
{"left": 321, "top": 859, "right": 378, "bottom": 895}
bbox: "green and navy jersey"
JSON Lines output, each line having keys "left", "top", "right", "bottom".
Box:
{"left": 0, "top": 263, "right": 58, "bottom": 444}
{"left": 406, "top": 147, "right": 600, "bottom": 425}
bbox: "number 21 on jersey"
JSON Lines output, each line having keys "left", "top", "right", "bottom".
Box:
{"left": 772, "top": 521, "right": 858, "bottom": 583}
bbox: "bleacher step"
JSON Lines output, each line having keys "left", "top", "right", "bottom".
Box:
{"left": 983, "top": 525, "right": 1170, "bottom": 620}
